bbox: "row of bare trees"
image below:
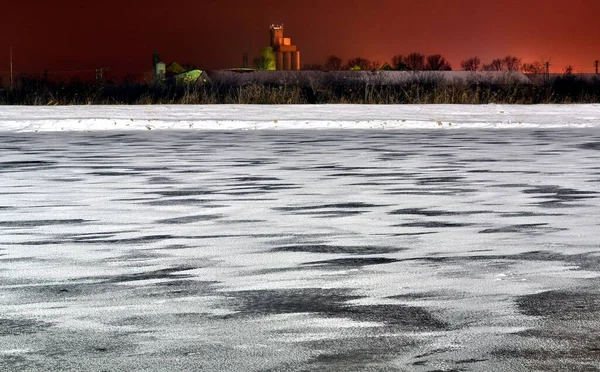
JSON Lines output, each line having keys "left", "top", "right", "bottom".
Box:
{"left": 317, "top": 53, "right": 453, "bottom": 71}
{"left": 461, "top": 56, "right": 524, "bottom": 72}
{"left": 305, "top": 54, "right": 562, "bottom": 74}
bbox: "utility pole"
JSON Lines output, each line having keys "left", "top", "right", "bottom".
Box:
{"left": 595, "top": 60, "right": 599, "bottom": 75}
{"left": 95, "top": 67, "right": 109, "bottom": 84}
{"left": 10, "top": 47, "right": 13, "bottom": 89}
{"left": 96, "top": 68, "right": 103, "bottom": 84}
{"left": 243, "top": 53, "right": 248, "bottom": 69}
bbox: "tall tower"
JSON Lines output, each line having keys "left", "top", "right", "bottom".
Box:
{"left": 270, "top": 24, "right": 284, "bottom": 48}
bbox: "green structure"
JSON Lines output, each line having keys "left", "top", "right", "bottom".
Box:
{"left": 259, "top": 47, "right": 276, "bottom": 71}
{"left": 175, "top": 70, "right": 209, "bottom": 84}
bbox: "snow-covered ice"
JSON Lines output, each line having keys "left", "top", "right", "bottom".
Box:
{"left": 0, "top": 104, "right": 599, "bottom": 131}
{"left": 0, "top": 106, "right": 599, "bottom": 371}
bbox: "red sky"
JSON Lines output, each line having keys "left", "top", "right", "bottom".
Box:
{"left": 1, "top": 0, "right": 599, "bottom": 80}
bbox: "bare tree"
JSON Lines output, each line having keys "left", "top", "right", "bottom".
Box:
{"left": 425, "top": 54, "right": 452, "bottom": 71}
{"left": 324, "top": 55, "right": 343, "bottom": 71}
{"left": 482, "top": 59, "right": 504, "bottom": 71}
{"left": 461, "top": 57, "right": 481, "bottom": 71}
{"left": 564, "top": 65, "right": 574, "bottom": 75}
{"left": 503, "top": 55, "right": 522, "bottom": 71}
{"left": 521, "top": 61, "right": 546, "bottom": 74}
{"left": 404, "top": 53, "right": 426, "bottom": 71}
{"left": 346, "top": 57, "right": 372, "bottom": 71}
{"left": 391, "top": 55, "right": 409, "bottom": 70}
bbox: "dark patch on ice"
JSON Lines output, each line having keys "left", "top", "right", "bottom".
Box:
{"left": 0, "top": 318, "right": 54, "bottom": 336}
{"left": 88, "top": 171, "right": 142, "bottom": 176}
{"left": 456, "top": 358, "right": 488, "bottom": 364}
{"left": 389, "top": 232, "right": 437, "bottom": 236}
{"left": 272, "top": 244, "right": 403, "bottom": 255}
{"left": 578, "top": 142, "right": 600, "bottom": 150}
{"left": 494, "top": 183, "right": 533, "bottom": 188}
{"left": 95, "top": 266, "right": 197, "bottom": 284}
{"left": 152, "top": 244, "right": 192, "bottom": 250}
{"left": 498, "top": 211, "right": 564, "bottom": 217}
{"left": 404, "top": 250, "right": 600, "bottom": 272}
{"left": 48, "top": 178, "right": 84, "bottom": 183}
{"left": 220, "top": 190, "right": 270, "bottom": 196}
{"left": 156, "top": 214, "right": 224, "bottom": 224}
{"left": 151, "top": 189, "right": 214, "bottom": 197}
{"left": 230, "top": 176, "right": 282, "bottom": 182}
{"left": 217, "top": 219, "right": 267, "bottom": 224}
{"left": 479, "top": 223, "right": 566, "bottom": 234}
{"left": 0, "top": 160, "right": 57, "bottom": 170}
{"left": 387, "top": 291, "right": 456, "bottom": 300}
{"left": 303, "top": 257, "right": 398, "bottom": 267}
{"left": 274, "top": 202, "right": 386, "bottom": 212}
{"left": 145, "top": 280, "right": 219, "bottom": 298}
{"left": 395, "top": 221, "right": 472, "bottom": 228}
{"left": 389, "top": 208, "right": 488, "bottom": 216}
{"left": 0, "top": 219, "right": 89, "bottom": 227}
{"left": 144, "top": 199, "right": 228, "bottom": 207}
{"left": 516, "top": 289, "right": 600, "bottom": 319}
{"left": 385, "top": 188, "right": 477, "bottom": 196}
{"left": 229, "top": 159, "right": 278, "bottom": 167}
{"left": 227, "top": 288, "right": 447, "bottom": 329}
{"left": 0, "top": 256, "right": 45, "bottom": 263}
{"left": 416, "top": 176, "right": 465, "bottom": 185}
{"left": 301, "top": 211, "right": 366, "bottom": 218}
{"left": 87, "top": 234, "right": 175, "bottom": 244}
{"left": 221, "top": 183, "right": 298, "bottom": 191}
{"left": 325, "top": 172, "right": 417, "bottom": 178}
{"left": 300, "top": 335, "right": 418, "bottom": 372}
{"left": 510, "top": 288, "right": 600, "bottom": 367}
{"left": 130, "top": 167, "right": 172, "bottom": 172}
{"left": 522, "top": 185, "right": 597, "bottom": 206}
{"left": 147, "top": 176, "right": 175, "bottom": 184}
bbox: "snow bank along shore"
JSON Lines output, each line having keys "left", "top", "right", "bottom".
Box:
{"left": 1, "top": 104, "right": 599, "bottom": 132}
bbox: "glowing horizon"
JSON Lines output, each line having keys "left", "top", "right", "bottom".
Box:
{"left": 1, "top": 0, "right": 598, "bottom": 79}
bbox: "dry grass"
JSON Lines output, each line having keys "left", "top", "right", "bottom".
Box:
{"left": 1, "top": 75, "right": 599, "bottom": 105}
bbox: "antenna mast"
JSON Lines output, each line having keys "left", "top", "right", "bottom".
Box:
{"left": 10, "top": 47, "right": 13, "bottom": 89}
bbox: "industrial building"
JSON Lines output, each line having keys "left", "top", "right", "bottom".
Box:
{"left": 260, "top": 24, "right": 301, "bottom": 71}
{"left": 152, "top": 52, "right": 209, "bottom": 84}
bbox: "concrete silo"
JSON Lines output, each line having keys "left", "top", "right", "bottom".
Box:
{"left": 262, "top": 24, "right": 301, "bottom": 71}
{"left": 292, "top": 51, "right": 301, "bottom": 71}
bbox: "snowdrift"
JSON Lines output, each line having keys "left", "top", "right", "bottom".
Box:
{"left": 0, "top": 104, "right": 599, "bottom": 132}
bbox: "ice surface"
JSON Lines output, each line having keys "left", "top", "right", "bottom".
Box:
{"left": 0, "top": 109, "right": 599, "bottom": 371}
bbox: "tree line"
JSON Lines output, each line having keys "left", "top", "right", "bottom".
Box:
{"left": 304, "top": 53, "right": 564, "bottom": 74}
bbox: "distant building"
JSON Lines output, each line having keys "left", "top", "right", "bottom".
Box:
{"left": 259, "top": 24, "right": 301, "bottom": 71}
{"left": 166, "top": 62, "right": 186, "bottom": 76}
{"left": 151, "top": 52, "right": 209, "bottom": 85}
{"left": 155, "top": 61, "right": 166, "bottom": 80}
{"left": 153, "top": 52, "right": 166, "bottom": 80}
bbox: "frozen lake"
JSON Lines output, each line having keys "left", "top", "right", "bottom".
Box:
{"left": 1, "top": 127, "right": 600, "bottom": 371}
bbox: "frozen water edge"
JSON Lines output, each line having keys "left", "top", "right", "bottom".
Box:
{"left": 0, "top": 104, "right": 600, "bottom": 131}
